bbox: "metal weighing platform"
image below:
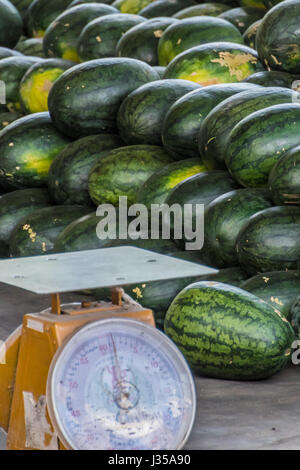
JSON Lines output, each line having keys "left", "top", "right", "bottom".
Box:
{"left": 0, "top": 247, "right": 217, "bottom": 451}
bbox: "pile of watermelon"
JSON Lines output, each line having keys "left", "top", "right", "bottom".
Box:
{"left": 0, "top": 0, "right": 299, "bottom": 381}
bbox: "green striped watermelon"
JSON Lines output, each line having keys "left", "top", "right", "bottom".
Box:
{"left": 88, "top": 145, "right": 174, "bottom": 206}
{"left": 158, "top": 17, "right": 244, "bottom": 66}
{"left": 268, "top": 146, "right": 300, "bottom": 206}
{"left": 256, "top": 0, "right": 300, "bottom": 73}
{"left": 0, "top": 187, "right": 51, "bottom": 252}
{"left": 116, "top": 79, "right": 200, "bottom": 145}
{"left": 225, "top": 103, "right": 300, "bottom": 187}
{"left": 9, "top": 0, "right": 34, "bottom": 18}
{"left": 165, "top": 170, "right": 240, "bottom": 249}
{"left": 43, "top": 4, "right": 119, "bottom": 62}
{"left": 203, "top": 188, "right": 273, "bottom": 268}
{"left": 136, "top": 158, "right": 207, "bottom": 209}
{"left": 241, "top": 271, "right": 300, "bottom": 319}
{"left": 236, "top": 206, "right": 300, "bottom": 274}
{"left": 200, "top": 87, "right": 297, "bottom": 171}
{"left": 48, "top": 134, "right": 124, "bottom": 206}
{"left": 243, "top": 70, "right": 299, "bottom": 88}
{"left": 162, "top": 82, "right": 258, "bottom": 159}
{"left": 290, "top": 296, "right": 300, "bottom": 337}
{"left": 93, "top": 266, "right": 248, "bottom": 329}
{"left": 0, "top": 112, "right": 72, "bottom": 190}
{"left": 163, "top": 42, "right": 264, "bottom": 85}
{"left": 164, "top": 281, "right": 295, "bottom": 380}
{"left": 0, "top": 0, "right": 23, "bottom": 49}
{"left": 53, "top": 211, "right": 180, "bottom": 254}
{"left": 15, "top": 38, "right": 45, "bottom": 57}
{"left": 48, "top": 58, "right": 160, "bottom": 138}
{"left": 242, "top": 19, "right": 262, "bottom": 49}
{"left": 218, "top": 6, "right": 265, "bottom": 33}
{"left": 26, "top": 0, "right": 72, "bottom": 38}
{"left": 9, "top": 205, "right": 92, "bottom": 257}
{"left": 173, "top": 3, "right": 231, "bottom": 19}
{"left": 139, "top": 0, "right": 197, "bottom": 18}
{"left": 116, "top": 17, "right": 178, "bottom": 66}
{"left": 0, "top": 111, "right": 23, "bottom": 130}
{"left": 78, "top": 13, "right": 145, "bottom": 61}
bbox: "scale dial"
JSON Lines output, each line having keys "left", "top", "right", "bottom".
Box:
{"left": 46, "top": 318, "right": 196, "bottom": 450}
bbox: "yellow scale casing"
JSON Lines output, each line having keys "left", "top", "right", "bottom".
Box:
{"left": 0, "top": 298, "right": 154, "bottom": 450}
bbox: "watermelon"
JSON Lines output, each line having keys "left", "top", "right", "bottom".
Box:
{"left": 93, "top": 266, "right": 247, "bottom": 328}
{"left": 165, "top": 170, "right": 240, "bottom": 248}
{"left": 218, "top": 6, "right": 265, "bottom": 33}
{"left": 261, "top": 0, "right": 283, "bottom": 8}
{"left": 162, "top": 82, "right": 258, "bottom": 159}
{"left": 164, "top": 281, "right": 295, "bottom": 380}
{"left": 152, "top": 65, "right": 165, "bottom": 77}
{"left": 88, "top": 145, "right": 173, "bottom": 206}
{"left": 243, "top": 70, "right": 299, "bottom": 88}
{"left": 0, "top": 0, "right": 23, "bottom": 49}
{"left": 116, "top": 17, "right": 178, "bottom": 66}
{"left": 48, "top": 58, "right": 160, "bottom": 138}
{"left": 200, "top": 87, "right": 297, "bottom": 171}
{"left": 242, "top": 19, "right": 261, "bottom": 49}
{"left": 53, "top": 211, "right": 179, "bottom": 254}
{"left": 78, "top": 13, "right": 145, "bottom": 61}
{"left": 0, "top": 112, "right": 72, "bottom": 190}
{"left": 0, "top": 188, "right": 51, "bottom": 253}
{"left": 0, "top": 111, "right": 23, "bottom": 130}
{"left": 19, "top": 58, "right": 75, "bottom": 114}
{"left": 112, "top": 0, "right": 154, "bottom": 14}
{"left": 241, "top": 271, "right": 300, "bottom": 319}
{"left": 69, "top": 0, "right": 116, "bottom": 5}
{"left": 0, "top": 47, "right": 22, "bottom": 59}
{"left": 0, "top": 55, "right": 43, "bottom": 111}
{"left": 290, "top": 296, "right": 300, "bottom": 338}
{"left": 53, "top": 212, "right": 113, "bottom": 253}
{"left": 139, "top": 0, "right": 197, "bottom": 18}
{"left": 256, "top": 0, "right": 300, "bottom": 73}
{"left": 25, "top": 0, "right": 72, "bottom": 38}
{"left": 136, "top": 158, "right": 207, "bottom": 209}
{"left": 268, "top": 146, "right": 300, "bottom": 206}
{"left": 166, "top": 170, "right": 240, "bottom": 209}
{"left": 9, "top": 0, "right": 34, "bottom": 18}
{"left": 15, "top": 38, "right": 45, "bottom": 57}
{"left": 163, "top": 42, "right": 264, "bottom": 85}
{"left": 239, "top": 0, "right": 266, "bottom": 7}
{"left": 173, "top": 3, "right": 231, "bottom": 19}
{"left": 225, "top": 103, "right": 300, "bottom": 187}
{"left": 48, "top": 134, "right": 124, "bottom": 206}
{"left": 158, "top": 17, "right": 244, "bottom": 66}
{"left": 43, "top": 3, "right": 119, "bottom": 63}
{"left": 203, "top": 188, "right": 273, "bottom": 268}
{"left": 236, "top": 206, "right": 300, "bottom": 274}
{"left": 116, "top": 79, "right": 201, "bottom": 145}
{"left": 9, "top": 205, "right": 92, "bottom": 257}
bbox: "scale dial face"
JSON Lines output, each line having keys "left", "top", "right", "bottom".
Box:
{"left": 46, "top": 318, "right": 196, "bottom": 450}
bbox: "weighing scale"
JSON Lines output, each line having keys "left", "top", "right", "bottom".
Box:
{"left": 0, "top": 247, "right": 217, "bottom": 451}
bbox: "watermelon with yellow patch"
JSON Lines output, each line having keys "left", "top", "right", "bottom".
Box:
{"left": 112, "top": 0, "right": 154, "bottom": 14}
{"left": 43, "top": 3, "right": 119, "bottom": 63}
{"left": 19, "top": 59, "right": 75, "bottom": 114}
{"left": 157, "top": 17, "right": 244, "bottom": 66}
{"left": 136, "top": 158, "right": 207, "bottom": 209}
{"left": 163, "top": 42, "right": 264, "bottom": 85}
{"left": 0, "top": 112, "right": 72, "bottom": 190}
